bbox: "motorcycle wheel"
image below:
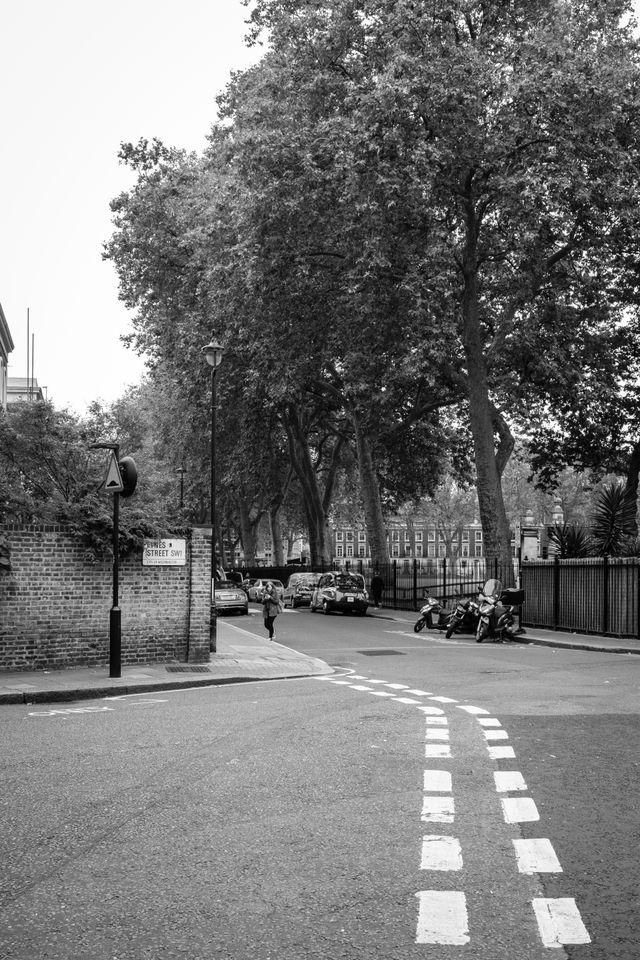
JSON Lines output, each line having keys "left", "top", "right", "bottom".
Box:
{"left": 476, "top": 623, "right": 488, "bottom": 643}
{"left": 413, "top": 617, "right": 426, "bottom": 634}
{"left": 445, "top": 621, "right": 457, "bottom": 639}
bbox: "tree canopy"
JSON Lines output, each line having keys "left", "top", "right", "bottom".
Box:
{"left": 104, "top": 0, "right": 640, "bottom": 568}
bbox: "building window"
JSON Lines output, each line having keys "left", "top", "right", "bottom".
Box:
{"left": 475, "top": 530, "right": 483, "bottom": 541}
{"left": 336, "top": 545, "right": 343, "bottom": 557}
{"left": 358, "top": 545, "right": 366, "bottom": 557}
{"left": 415, "top": 531, "right": 423, "bottom": 542}
{"left": 347, "top": 544, "right": 353, "bottom": 557}
{"left": 428, "top": 544, "right": 436, "bottom": 557}
{"left": 416, "top": 544, "right": 423, "bottom": 557}
{"left": 346, "top": 530, "right": 354, "bottom": 542}
{"left": 336, "top": 531, "right": 343, "bottom": 541}
{"left": 428, "top": 530, "right": 435, "bottom": 542}
{"left": 358, "top": 531, "right": 366, "bottom": 541}
{"left": 462, "top": 530, "right": 469, "bottom": 542}
{"left": 475, "top": 544, "right": 483, "bottom": 557}
{"left": 438, "top": 543, "right": 446, "bottom": 557}
{"left": 462, "top": 545, "right": 469, "bottom": 557}
{"left": 392, "top": 545, "right": 399, "bottom": 557}
{"left": 392, "top": 530, "right": 399, "bottom": 541}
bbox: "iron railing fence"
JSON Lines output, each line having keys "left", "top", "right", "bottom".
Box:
{"left": 235, "top": 556, "right": 640, "bottom": 638}
{"left": 521, "top": 557, "right": 640, "bottom": 638}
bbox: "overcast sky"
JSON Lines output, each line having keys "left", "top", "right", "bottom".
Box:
{"left": 2, "top": 2, "right": 639, "bottom": 413}
{"left": 1, "top": 0, "right": 260, "bottom": 412}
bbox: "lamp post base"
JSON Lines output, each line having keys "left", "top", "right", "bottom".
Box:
{"left": 209, "top": 606, "right": 217, "bottom": 653}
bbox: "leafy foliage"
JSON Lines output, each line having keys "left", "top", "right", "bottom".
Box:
{"left": 589, "top": 481, "right": 638, "bottom": 557}
{"left": 547, "top": 523, "right": 592, "bottom": 559}
{"left": 103, "top": 1, "right": 640, "bottom": 566}
{"left": 0, "top": 401, "right": 170, "bottom": 559}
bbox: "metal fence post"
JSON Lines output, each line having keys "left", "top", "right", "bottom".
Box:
{"left": 553, "top": 556, "right": 560, "bottom": 631}
{"left": 393, "top": 560, "right": 397, "bottom": 608}
{"left": 442, "top": 557, "right": 447, "bottom": 601}
{"left": 603, "top": 555, "right": 609, "bottom": 635}
{"left": 413, "top": 558, "right": 418, "bottom": 610}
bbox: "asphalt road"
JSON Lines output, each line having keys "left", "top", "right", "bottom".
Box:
{"left": 1, "top": 603, "right": 639, "bottom": 959}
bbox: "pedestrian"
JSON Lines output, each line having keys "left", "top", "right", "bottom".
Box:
{"left": 370, "top": 570, "right": 384, "bottom": 608}
{"left": 262, "top": 581, "right": 282, "bottom": 641}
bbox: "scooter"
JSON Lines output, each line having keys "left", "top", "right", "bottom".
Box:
{"left": 413, "top": 596, "right": 451, "bottom": 633}
{"left": 444, "top": 594, "right": 481, "bottom": 638}
{"left": 475, "top": 579, "right": 525, "bottom": 643}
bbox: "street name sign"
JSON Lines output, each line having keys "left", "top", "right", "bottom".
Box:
{"left": 142, "top": 538, "right": 187, "bottom": 566}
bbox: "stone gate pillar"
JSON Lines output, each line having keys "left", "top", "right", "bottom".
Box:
{"left": 187, "top": 527, "right": 212, "bottom": 662}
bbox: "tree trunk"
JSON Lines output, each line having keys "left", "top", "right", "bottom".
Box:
{"left": 461, "top": 203, "right": 514, "bottom": 583}
{"left": 353, "top": 411, "right": 388, "bottom": 567}
{"left": 269, "top": 507, "right": 285, "bottom": 565}
{"left": 284, "top": 406, "right": 332, "bottom": 567}
{"left": 624, "top": 440, "right": 640, "bottom": 538}
{"left": 238, "top": 498, "right": 258, "bottom": 565}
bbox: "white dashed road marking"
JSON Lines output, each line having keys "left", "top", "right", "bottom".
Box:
{"left": 513, "top": 839, "right": 563, "bottom": 874}
{"left": 415, "top": 891, "right": 469, "bottom": 945}
{"left": 425, "top": 743, "right": 452, "bottom": 758}
{"left": 494, "top": 771, "right": 527, "bottom": 792}
{"left": 316, "top": 673, "right": 591, "bottom": 950}
{"left": 424, "top": 770, "right": 452, "bottom": 792}
{"left": 501, "top": 797, "right": 540, "bottom": 823}
{"left": 420, "top": 835, "right": 463, "bottom": 870}
{"left": 421, "top": 796, "right": 455, "bottom": 822}
{"left": 532, "top": 898, "right": 591, "bottom": 947}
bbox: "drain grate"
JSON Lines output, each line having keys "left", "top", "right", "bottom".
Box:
{"left": 357, "top": 649, "right": 405, "bottom": 656}
{"left": 166, "top": 665, "right": 211, "bottom": 673}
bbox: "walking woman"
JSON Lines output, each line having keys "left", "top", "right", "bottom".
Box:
{"left": 262, "top": 581, "right": 282, "bottom": 641}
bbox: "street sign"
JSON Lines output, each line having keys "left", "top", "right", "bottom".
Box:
{"left": 104, "top": 454, "right": 124, "bottom": 493}
{"left": 143, "top": 539, "right": 187, "bottom": 566}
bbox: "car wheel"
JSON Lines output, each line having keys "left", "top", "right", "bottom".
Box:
{"left": 322, "top": 601, "right": 331, "bottom": 615}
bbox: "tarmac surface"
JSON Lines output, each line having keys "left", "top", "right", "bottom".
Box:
{"left": 1, "top": 609, "right": 639, "bottom": 705}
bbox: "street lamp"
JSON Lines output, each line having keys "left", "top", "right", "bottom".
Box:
{"left": 203, "top": 340, "right": 224, "bottom": 652}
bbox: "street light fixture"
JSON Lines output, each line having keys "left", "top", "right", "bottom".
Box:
{"left": 203, "top": 340, "right": 224, "bottom": 652}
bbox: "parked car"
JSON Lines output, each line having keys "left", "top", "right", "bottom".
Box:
{"left": 214, "top": 580, "right": 249, "bottom": 615}
{"left": 242, "top": 577, "right": 259, "bottom": 596}
{"left": 247, "top": 578, "right": 285, "bottom": 603}
{"left": 283, "top": 572, "right": 321, "bottom": 608}
{"left": 310, "top": 572, "right": 369, "bottom": 616}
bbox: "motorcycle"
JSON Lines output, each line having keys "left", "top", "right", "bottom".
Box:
{"left": 475, "top": 579, "right": 525, "bottom": 643}
{"left": 444, "top": 593, "right": 482, "bottom": 638}
{"left": 413, "top": 595, "right": 451, "bottom": 633}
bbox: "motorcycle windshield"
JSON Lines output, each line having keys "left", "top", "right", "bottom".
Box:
{"left": 482, "top": 579, "right": 503, "bottom": 598}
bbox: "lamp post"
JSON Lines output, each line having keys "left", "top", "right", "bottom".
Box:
{"left": 203, "top": 340, "right": 224, "bottom": 652}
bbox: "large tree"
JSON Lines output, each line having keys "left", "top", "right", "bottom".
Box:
{"left": 246, "top": 0, "right": 640, "bottom": 577}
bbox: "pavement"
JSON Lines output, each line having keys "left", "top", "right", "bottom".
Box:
{"left": 1, "top": 609, "right": 639, "bottom": 706}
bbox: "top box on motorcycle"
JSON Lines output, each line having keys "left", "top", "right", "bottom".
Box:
{"left": 500, "top": 588, "right": 525, "bottom": 605}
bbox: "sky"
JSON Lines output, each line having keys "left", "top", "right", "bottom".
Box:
{"left": 0, "top": 0, "right": 261, "bottom": 413}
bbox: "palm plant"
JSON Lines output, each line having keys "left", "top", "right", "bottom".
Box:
{"left": 589, "top": 482, "right": 638, "bottom": 557}
{"left": 547, "top": 523, "right": 591, "bottom": 558}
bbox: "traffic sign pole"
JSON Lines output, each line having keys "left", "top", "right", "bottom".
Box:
{"left": 110, "top": 489, "right": 121, "bottom": 678}
{"left": 90, "top": 441, "right": 122, "bottom": 678}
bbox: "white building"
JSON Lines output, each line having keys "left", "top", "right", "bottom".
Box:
{"left": 0, "top": 302, "right": 14, "bottom": 410}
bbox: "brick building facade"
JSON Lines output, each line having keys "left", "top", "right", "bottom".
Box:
{"left": 0, "top": 524, "right": 212, "bottom": 671}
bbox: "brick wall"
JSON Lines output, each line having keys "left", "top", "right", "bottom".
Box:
{"left": 0, "top": 524, "right": 212, "bottom": 671}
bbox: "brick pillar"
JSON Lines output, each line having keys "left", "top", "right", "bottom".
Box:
{"left": 187, "top": 527, "right": 212, "bottom": 662}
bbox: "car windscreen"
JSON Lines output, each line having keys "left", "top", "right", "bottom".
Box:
{"left": 218, "top": 581, "right": 239, "bottom": 589}
{"left": 335, "top": 576, "right": 364, "bottom": 591}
